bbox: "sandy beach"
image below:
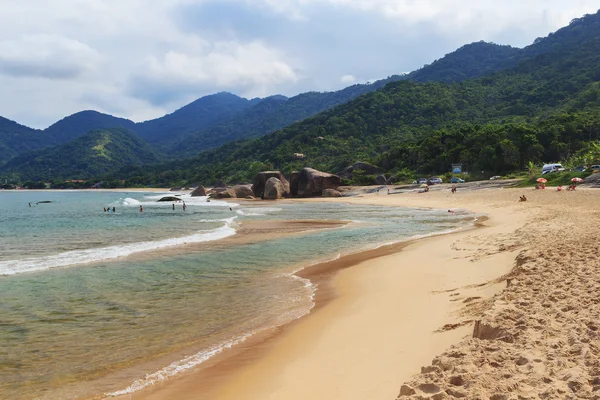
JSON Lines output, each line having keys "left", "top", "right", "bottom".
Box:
{"left": 110, "top": 185, "right": 600, "bottom": 400}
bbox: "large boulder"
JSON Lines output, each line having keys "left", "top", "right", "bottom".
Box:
{"left": 338, "top": 162, "right": 382, "bottom": 179}
{"left": 209, "top": 189, "right": 236, "bottom": 199}
{"left": 289, "top": 171, "right": 300, "bottom": 196}
{"left": 264, "top": 178, "right": 286, "bottom": 200}
{"left": 582, "top": 172, "right": 600, "bottom": 188}
{"left": 252, "top": 171, "right": 290, "bottom": 198}
{"left": 375, "top": 174, "right": 388, "bottom": 185}
{"left": 295, "top": 168, "right": 341, "bottom": 197}
{"left": 233, "top": 185, "right": 254, "bottom": 198}
{"left": 322, "top": 189, "right": 342, "bottom": 197}
{"left": 190, "top": 186, "right": 206, "bottom": 197}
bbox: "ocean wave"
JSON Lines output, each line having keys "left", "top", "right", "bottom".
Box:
{"left": 106, "top": 331, "right": 257, "bottom": 397}
{"left": 198, "top": 216, "right": 238, "bottom": 224}
{"left": 236, "top": 207, "right": 282, "bottom": 216}
{"left": 0, "top": 223, "right": 236, "bottom": 276}
{"left": 115, "top": 196, "right": 239, "bottom": 208}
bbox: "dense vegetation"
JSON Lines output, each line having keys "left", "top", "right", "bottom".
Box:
{"left": 134, "top": 92, "right": 260, "bottom": 145}
{"left": 406, "top": 42, "right": 521, "bottom": 83}
{"left": 44, "top": 111, "right": 137, "bottom": 144}
{"left": 0, "top": 128, "right": 162, "bottom": 181}
{"left": 0, "top": 117, "right": 51, "bottom": 166}
{"left": 170, "top": 76, "right": 406, "bottom": 156}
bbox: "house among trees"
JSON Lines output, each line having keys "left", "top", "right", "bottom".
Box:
{"left": 294, "top": 153, "right": 305, "bottom": 159}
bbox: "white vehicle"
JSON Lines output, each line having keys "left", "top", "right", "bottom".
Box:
{"left": 541, "top": 163, "right": 565, "bottom": 175}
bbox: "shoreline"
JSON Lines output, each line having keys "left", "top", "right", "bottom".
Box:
{"left": 109, "top": 188, "right": 525, "bottom": 400}
{"left": 110, "top": 215, "right": 479, "bottom": 400}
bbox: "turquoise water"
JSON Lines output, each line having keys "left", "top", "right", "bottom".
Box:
{"left": 0, "top": 191, "right": 474, "bottom": 399}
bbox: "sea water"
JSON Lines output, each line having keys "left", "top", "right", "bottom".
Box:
{"left": 0, "top": 191, "right": 474, "bottom": 399}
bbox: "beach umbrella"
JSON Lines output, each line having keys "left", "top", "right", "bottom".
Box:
{"left": 571, "top": 177, "right": 584, "bottom": 183}
{"left": 536, "top": 178, "right": 548, "bottom": 183}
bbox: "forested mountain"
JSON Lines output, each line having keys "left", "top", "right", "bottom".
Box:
{"left": 108, "top": 10, "right": 600, "bottom": 186}
{"left": 406, "top": 42, "right": 521, "bottom": 83}
{"left": 171, "top": 76, "right": 404, "bottom": 156}
{"left": 44, "top": 111, "right": 137, "bottom": 144}
{"left": 0, "top": 117, "right": 49, "bottom": 166}
{"left": 134, "top": 92, "right": 260, "bottom": 145}
{"left": 0, "top": 128, "right": 162, "bottom": 181}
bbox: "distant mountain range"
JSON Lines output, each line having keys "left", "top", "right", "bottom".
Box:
{"left": 2, "top": 9, "right": 599, "bottom": 182}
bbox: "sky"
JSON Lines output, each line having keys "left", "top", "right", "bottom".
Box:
{"left": 1, "top": 0, "right": 598, "bottom": 129}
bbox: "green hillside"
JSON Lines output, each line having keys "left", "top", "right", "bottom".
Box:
{"left": 0, "top": 128, "right": 162, "bottom": 181}
{"left": 134, "top": 92, "right": 259, "bottom": 145}
{"left": 406, "top": 42, "right": 521, "bottom": 83}
{"left": 171, "top": 76, "right": 406, "bottom": 156}
{"left": 110, "top": 11, "right": 600, "bottom": 186}
{"left": 44, "top": 111, "right": 137, "bottom": 144}
{"left": 0, "top": 117, "right": 53, "bottom": 166}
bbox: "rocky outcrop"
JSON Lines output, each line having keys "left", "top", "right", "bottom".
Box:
{"left": 252, "top": 171, "right": 290, "bottom": 198}
{"left": 190, "top": 186, "right": 206, "bottom": 197}
{"left": 294, "top": 168, "right": 341, "bottom": 197}
{"left": 232, "top": 185, "right": 253, "bottom": 198}
{"left": 338, "top": 162, "right": 382, "bottom": 179}
{"left": 157, "top": 196, "right": 181, "bottom": 202}
{"left": 209, "top": 189, "right": 236, "bottom": 199}
{"left": 169, "top": 187, "right": 182, "bottom": 192}
{"left": 322, "top": 189, "right": 342, "bottom": 197}
{"left": 375, "top": 174, "right": 388, "bottom": 185}
{"left": 582, "top": 172, "right": 600, "bottom": 188}
{"left": 264, "top": 177, "right": 285, "bottom": 200}
{"left": 289, "top": 171, "right": 300, "bottom": 196}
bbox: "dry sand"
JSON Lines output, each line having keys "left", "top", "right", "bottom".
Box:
{"left": 111, "top": 185, "right": 600, "bottom": 400}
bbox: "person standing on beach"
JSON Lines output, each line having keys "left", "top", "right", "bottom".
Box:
{"left": 183, "top": 202, "right": 186, "bottom": 211}
{"left": 172, "top": 203, "right": 175, "bottom": 210}
{"left": 29, "top": 202, "right": 31, "bottom": 207}
{"left": 140, "top": 205, "right": 143, "bottom": 212}
{"left": 112, "top": 207, "right": 116, "bottom": 213}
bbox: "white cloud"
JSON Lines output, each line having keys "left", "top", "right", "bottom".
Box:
{"left": 0, "top": 34, "right": 102, "bottom": 79}
{"left": 340, "top": 74, "right": 356, "bottom": 84}
{"left": 129, "top": 40, "right": 298, "bottom": 104}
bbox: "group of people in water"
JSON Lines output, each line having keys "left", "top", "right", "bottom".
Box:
{"left": 104, "top": 202, "right": 187, "bottom": 213}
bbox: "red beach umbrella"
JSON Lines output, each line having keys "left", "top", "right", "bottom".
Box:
{"left": 536, "top": 178, "right": 548, "bottom": 183}
{"left": 571, "top": 177, "right": 584, "bottom": 183}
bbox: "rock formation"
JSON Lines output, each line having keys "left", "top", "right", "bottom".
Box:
{"left": 157, "top": 196, "right": 181, "bottom": 202}
{"left": 375, "top": 174, "right": 388, "bottom": 185}
{"left": 289, "top": 171, "right": 300, "bottom": 196}
{"left": 338, "top": 162, "right": 382, "bottom": 179}
{"left": 264, "top": 177, "right": 286, "bottom": 200}
{"left": 233, "top": 185, "right": 253, "bottom": 198}
{"left": 190, "top": 186, "right": 206, "bottom": 197}
{"left": 294, "top": 167, "right": 341, "bottom": 197}
{"left": 322, "top": 189, "right": 342, "bottom": 197}
{"left": 252, "top": 171, "right": 290, "bottom": 198}
{"left": 209, "top": 189, "right": 236, "bottom": 199}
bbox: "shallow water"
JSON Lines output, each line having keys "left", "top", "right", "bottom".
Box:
{"left": 0, "top": 191, "right": 474, "bottom": 399}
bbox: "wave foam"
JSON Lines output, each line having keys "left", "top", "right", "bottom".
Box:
{"left": 236, "top": 207, "right": 282, "bottom": 216}
{"left": 106, "top": 331, "right": 256, "bottom": 397}
{"left": 0, "top": 223, "right": 236, "bottom": 276}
